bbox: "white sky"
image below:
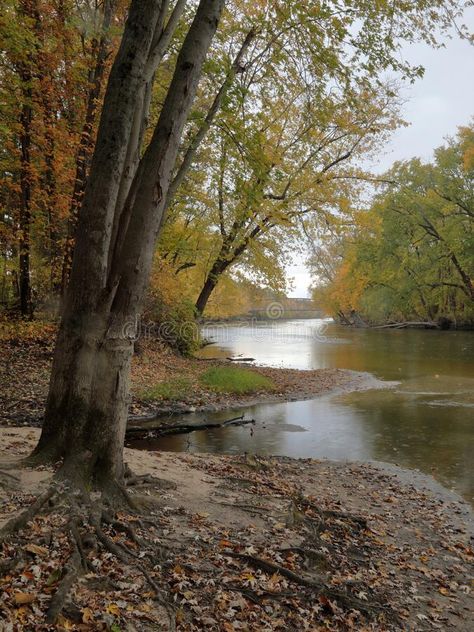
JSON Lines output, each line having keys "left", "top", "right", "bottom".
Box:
{"left": 288, "top": 12, "right": 474, "bottom": 298}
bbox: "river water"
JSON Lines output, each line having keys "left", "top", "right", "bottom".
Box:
{"left": 136, "top": 320, "right": 474, "bottom": 505}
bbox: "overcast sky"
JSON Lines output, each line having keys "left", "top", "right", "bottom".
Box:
{"left": 288, "top": 12, "right": 474, "bottom": 298}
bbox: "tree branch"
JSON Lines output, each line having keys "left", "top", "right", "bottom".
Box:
{"left": 164, "top": 27, "right": 257, "bottom": 212}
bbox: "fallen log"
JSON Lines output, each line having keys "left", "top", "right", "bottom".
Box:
{"left": 372, "top": 321, "right": 439, "bottom": 330}
{"left": 227, "top": 356, "right": 255, "bottom": 362}
{"left": 126, "top": 414, "right": 256, "bottom": 438}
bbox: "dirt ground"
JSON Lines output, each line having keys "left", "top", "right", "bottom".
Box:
{"left": 1, "top": 428, "right": 472, "bottom": 631}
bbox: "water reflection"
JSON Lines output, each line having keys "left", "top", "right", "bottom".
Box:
{"left": 130, "top": 321, "right": 474, "bottom": 505}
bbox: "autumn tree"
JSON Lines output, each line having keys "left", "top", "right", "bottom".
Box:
{"left": 24, "top": 0, "right": 225, "bottom": 484}
{"left": 1, "top": 0, "right": 225, "bottom": 620}
{"left": 312, "top": 124, "right": 474, "bottom": 326}
{"left": 0, "top": 1, "right": 124, "bottom": 313}
{"left": 159, "top": 0, "right": 471, "bottom": 315}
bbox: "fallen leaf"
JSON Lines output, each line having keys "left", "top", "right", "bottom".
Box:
{"left": 82, "top": 607, "right": 94, "bottom": 623}
{"left": 57, "top": 615, "right": 74, "bottom": 630}
{"left": 318, "top": 594, "right": 335, "bottom": 613}
{"left": 24, "top": 543, "right": 48, "bottom": 557}
{"left": 46, "top": 568, "right": 62, "bottom": 586}
{"left": 14, "top": 592, "right": 36, "bottom": 605}
{"left": 106, "top": 603, "right": 121, "bottom": 616}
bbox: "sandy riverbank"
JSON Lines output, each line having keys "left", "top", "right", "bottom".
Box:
{"left": 1, "top": 427, "right": 472, "bottom": 631}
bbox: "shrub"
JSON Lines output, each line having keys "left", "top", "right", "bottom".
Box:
{"left": 144, "top": 257, "right": 200, "bottom": 356}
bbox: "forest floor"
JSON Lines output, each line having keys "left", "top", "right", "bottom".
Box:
{"left": 0, "top": 428, "right": 473, "bottom": 631}
{"left": 0, "top": 327, "right": 367, "bottom": 429}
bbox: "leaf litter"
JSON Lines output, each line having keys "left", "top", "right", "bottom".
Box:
{"left": 0, "top": 428, "right": 473, "bottom": 631}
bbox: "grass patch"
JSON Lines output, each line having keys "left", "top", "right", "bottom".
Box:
{"left": 200, "top": 366, "right": 275, "bottom": 394}
{"left": 139, "top": 377, "right": 192, "bottom": 401}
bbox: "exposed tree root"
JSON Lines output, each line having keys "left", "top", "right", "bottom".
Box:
{"left": 227, "top": 584, "right": 300, "bottom": 603}
{"left": 0, "top": 459, "right": 30, "bottom": 473}
{"left": 0, "top": 469, "right": 19, "bottom": 482}
{"left": 46, "top": 530, "right": 83, "bottom": 623}
{"left": 101, "top": 509, "right": 145, "bottom": 546}
{"left": 297, "top": 495, "right": 368, "bottom": 529}
{"left": 91, "top": 508, "right": 176, "bottom": 629}
{"left": 223, "top": 551, "right": 386, "bottom": 617}
{"left": 124, "top": 463, "right": 177, "bottom": 492}
{"left": 0, "top": 479, "right": 176, "bottom": 628}
{"left": 280, "top": 546, "right": 330, "bottom": 570}
{"left": 224, "top": 551, "right": 327, "bottom": 588}
{"left": 0, "top": 455, "right": 399, "bottom": 630}
{"left": 0, "top": 486, "right": 56, "bottom": 543}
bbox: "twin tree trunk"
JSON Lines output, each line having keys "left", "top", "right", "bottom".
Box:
{"left": 61, "top": 0, "right": 117, "bottom": 295}
{"left": 33, "top": 0, "right": 226, "bottom": 489}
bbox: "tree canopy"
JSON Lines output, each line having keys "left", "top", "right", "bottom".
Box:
{"left": 1, "top": 0, "right": 471, "bottom": 318}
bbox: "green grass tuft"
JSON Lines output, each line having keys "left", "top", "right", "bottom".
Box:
{"left": 139, "top": 377, "right": 192, "bottom": 401}
{"left": 200, "top": 366, "right": 275, "bottom": 394}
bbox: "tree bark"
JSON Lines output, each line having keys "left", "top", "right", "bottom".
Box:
{"left": 195, "top": 257, "right": 229, "bottom": 315}
{"left": 33, "top": 0, "right": 226, "bottom": 493}
{"left": 33, "top": 0, "right": 164, "bottom": 475}
{"left": 194, "top": 221, "right": 265, "bottom": 315}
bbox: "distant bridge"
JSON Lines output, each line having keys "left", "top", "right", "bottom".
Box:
{"left": 247, "top": 307, "right": 324, "bottom": 320}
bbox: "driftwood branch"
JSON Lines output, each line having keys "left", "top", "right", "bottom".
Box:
{"left": 372, "top": 321, "right": 439, "bottom": 330}
{"left": 126, "top": 415, "right": 255, "bottom": 438}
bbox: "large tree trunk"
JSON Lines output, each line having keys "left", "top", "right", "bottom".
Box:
{"left": 36, "top": 312, "right": 133, "bottom": 486}
{"left": 60, "top": 0, "right": 117, "bottom": 295}
{"left": 32, "top": 0, "right": 163, "bottom": 476}
{"left": 33, "top": 0, "right": 225, "bottom": 494}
